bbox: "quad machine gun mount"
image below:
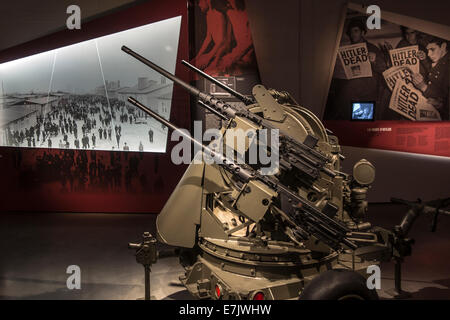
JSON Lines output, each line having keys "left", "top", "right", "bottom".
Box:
{"left": 122, "top": 46, "right": 449, "bottom": 300}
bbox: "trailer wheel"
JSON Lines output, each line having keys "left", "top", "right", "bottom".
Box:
{"left": 299, "top": 269, "right": 379, "bottom": 300}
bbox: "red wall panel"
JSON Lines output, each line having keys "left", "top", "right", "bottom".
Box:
{"left": 325, "top": 120, "right": 450, "bottom": 157}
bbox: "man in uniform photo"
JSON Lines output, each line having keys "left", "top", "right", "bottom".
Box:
{"left": 412, "top": 36, "right": 449, "bottom": 120}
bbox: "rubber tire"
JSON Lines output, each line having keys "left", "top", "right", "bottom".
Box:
{"left": 299, "top": 269, "right": 379, "bottom": 300}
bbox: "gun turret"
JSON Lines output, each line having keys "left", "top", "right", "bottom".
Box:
{"left": 122, "top": 46, "right": 450, "bottom": 300}
{"left": 127, "top": 96, "right": 357, "bottom": 251}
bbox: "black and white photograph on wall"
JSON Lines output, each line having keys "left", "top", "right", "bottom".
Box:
{"left": 324, "top": 8, "right": 449, "bottom": 121}
{"left": 0, "top": 16, "right": 182, "bottom": 152}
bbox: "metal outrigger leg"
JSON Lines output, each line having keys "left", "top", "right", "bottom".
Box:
{"left": 128, "top": 232, "right": 158, "bottom": 300}
{"left": 390, "top": 256, "right": 412, "bottom": 299}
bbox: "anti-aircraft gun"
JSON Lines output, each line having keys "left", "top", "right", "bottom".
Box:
{"left": 122, "top": 46, "right": 450, "bottom": 300}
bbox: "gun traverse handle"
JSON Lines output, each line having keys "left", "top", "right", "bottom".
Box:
{"left": 128, "top": 243, "right": 141, "bottom": 249}
{"left": 396, "top": 205, "right": 422, "bottom": 237}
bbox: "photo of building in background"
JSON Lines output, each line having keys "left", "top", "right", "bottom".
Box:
{"left": 0, "top": 16, "right": 181, "bottom": 153}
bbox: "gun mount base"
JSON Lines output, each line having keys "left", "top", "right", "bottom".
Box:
{"left": 179, "top": 237, "right": 379, "bottom": 300}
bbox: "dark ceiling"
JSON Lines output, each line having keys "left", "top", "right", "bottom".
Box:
{"left": 0, "top": 0, "right": 136, "bottom": 52}
{"left": 1, "top": 0, "right": 449, "bottom": 53}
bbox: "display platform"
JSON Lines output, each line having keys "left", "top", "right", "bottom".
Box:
{"left": 1, "top": 203, "right": 449, "bottom": 300}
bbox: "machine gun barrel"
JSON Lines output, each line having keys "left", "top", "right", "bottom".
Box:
{"left": 122, "top": 46, "right": 237, "bottom": 119}
{"left": 127, "top": 97, "right": 357, "bottom": 251}
{"left": 121, "top": 46, "right": 336, "bottom": 180}
{"left": 181, "top": 59, "right": 255, "bottom": 105}
{"left": 127, "top": 97, "right": 253, "bottom": 182}
{"left": 197, "top": 100, "right": 228, "bottom": 120}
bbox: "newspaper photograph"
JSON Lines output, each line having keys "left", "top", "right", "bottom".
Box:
{"left": 383, "top": 65, "right": 413, "bottom": 91}
{"left": 325, "top": 8, "right": 449, "bottom": 121}
{"left": 389, "top": 45, "right": 421, "bottom": 74}
{"left": 389, "top": 79, "right": 441, "bottom": 121}
{"left": 338, "top": 43, "right": 373, "bottom": 79}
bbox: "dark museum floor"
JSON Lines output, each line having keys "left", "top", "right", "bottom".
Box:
{"left": 0, "top": 203, "right": 449, "bottom": 300}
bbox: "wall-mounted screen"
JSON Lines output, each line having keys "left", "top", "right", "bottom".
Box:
{"left": 0, "top": 16, "right": 182, "bottom": 153}
{"left": 351, "top": 102, "right": 375, "bottom": 120}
